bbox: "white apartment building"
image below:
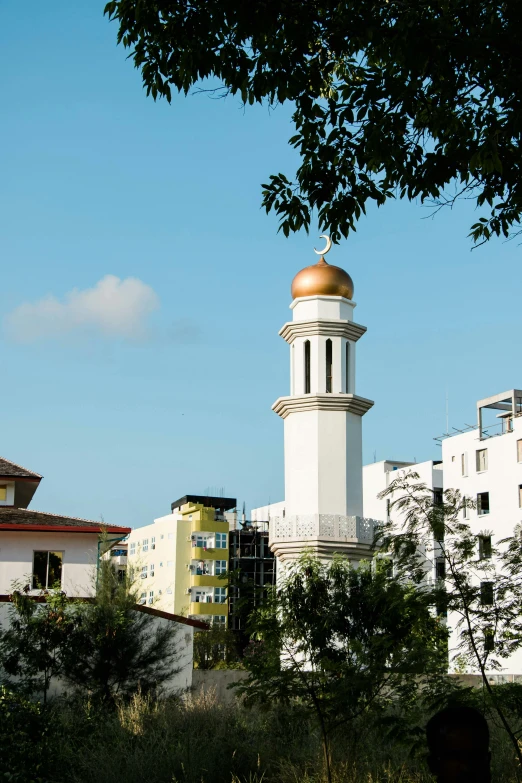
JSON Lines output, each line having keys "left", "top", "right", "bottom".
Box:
{"left": 440, "top": 389, "right": 522, "bottom": 674}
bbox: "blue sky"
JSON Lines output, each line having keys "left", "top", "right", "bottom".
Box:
{"left": 1, "top": 2, "right": 520, "bottom": 529}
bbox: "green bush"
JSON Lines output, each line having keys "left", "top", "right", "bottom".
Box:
{"left": 0, "top": 686, "right": 52, "bottom": 783}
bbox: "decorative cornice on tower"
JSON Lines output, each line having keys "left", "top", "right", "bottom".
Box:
{"left": 279, "top": 319, "right": 367, "bottom": 345}
{"left": 272, "top": 393, "right": 374, "bottom": 419}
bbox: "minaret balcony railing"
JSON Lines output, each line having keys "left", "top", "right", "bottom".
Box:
{"left": 270, "top": 514, "right": 380, "bottom": 544}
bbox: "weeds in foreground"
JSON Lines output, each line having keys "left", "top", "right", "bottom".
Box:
{"left": 42, "top": 688, "right": 521, "bottom": 783}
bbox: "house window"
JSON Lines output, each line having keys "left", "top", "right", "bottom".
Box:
{"left": 215, "top": 533, "right": 227, "bottom": 549}
{"left": 141, "top": 565, "right": 148, "bottom": 579}
{"left": 518, "top": 440, "right": 522, "bottom": 463}
{"left": 32, "top": 551, "right": 63, "bottom": 590}
{"left": 435, "top": 558, "right": 446, "bottom": 580}
{"left": 151, "top": 537, "right": 156, "bottom": 549}
{"left": 477, "top": 492, "right": 490, "bottom": 515}
{"left": 304, "top": 340, "right": 311, "bottom": 394}
{"left": 484, "top": 628, "right": 495, "bottom": 652}
{"left": 214, "top": 587, "right": 227, "bottom": 604}
{"left": 345, "top": 341, "right": 350, "bottom": 393}
{"left": 481, "top": 582, "right": 494, "bottom": 606}
{"left": 478, "top": 535, "right": 492, "bottom": 559}
{"left": 461, "top": 453, "right": 467, "bottom": 476}
{"left": 215, "top": 560, "right": 227, "bottom": 575}
{"left": 325, "top": 339, "right": 332, "bottom": 393}
{"left": 463, "top": 499, "right": 469, "bottom": 519}
{"left": 476, "top": 449, "right": 488, "bottom": 472}
{"left": 148, "top": 591, "right": 154, "bottom": 605}
{"left": 213, "top": 615, "right": 226, "bottom": 628}
{"left": 139, "top": 592, "right": 146, "bottom": 605}
{"left": 142, "top": 538, "right": 149, "bottom": 552}
{"left": 150, "top": 564, "right": 155, "bottom": 576}
{"left": 0, "top": 486, "right": 6, "bottom": 501}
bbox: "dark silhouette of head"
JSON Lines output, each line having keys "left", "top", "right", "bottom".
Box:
{"left": 426, "top": 706, "right": 491, "bottom": 783}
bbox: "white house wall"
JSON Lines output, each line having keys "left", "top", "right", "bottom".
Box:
{"left": 0, "top": 531, "right": 99, "bottom": 597}
{"left": 0, "top": 603, "right": 196, "bottom": 696}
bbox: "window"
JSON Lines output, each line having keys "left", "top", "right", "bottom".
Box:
{"left": 476, "top": 448, "right": 488, "bottom": 472}
{"left": 478, "top": 535, "right": 492, "bottom": 559}
{"left": 215, "top": 533, "right": 227, "bottom": 549}
{"left": 461, "top": 453, "right": 467, "bottom": 476}
{"left": 0, "top": 486, "right": 6, "bottom": 501}
{"left": 481, "top": 582, "right": 494, "bottom": 606}
{"left": 304, "top": 340, "right": 311, "bottom": 394}
{"left": 141, "top": 565, "right": 148, "bottom": 579}
{"left": 518, "top": 440, "right": 522, "bottom": 463}
{"left": 151, "top": 537, "right": 156, "bottom": 549}
{"left": 139, "top": 592, "right": 146, "bottom": 604}
{"left": 345, "top": 341, "right": 350, "bottom": 393}
{"left": 159, "top": 562, "right": 163, "bottom": 567}
{"left": 433, "top": 489, "right": 443, "bottom": 506}
{"left": 215, "top": 560, "right": 227, "bottom": 575}
{"left": 435, "top": 558, "right": 446, "bottom": 580}
{"left": 195, "top": 534, "right": 206, "bottom": 548}
{"left": 519, "top": 485, "right": 522, "bottom": 508}
{"left": 477, "top": 492, "right": 490, "bottom": 515}
{"left": 150, "top": 563, "right": 155, "bottom": 576}
{"left": 451, "top": 456, "right": 455, "bottom": 463}
{"left": 148, "top": 590, "right": 154, "bottom": 605}
{"left": 463, "top": 499, "right": 469, "bottom": 519}
{"left": 214, "top": 587, "right": 227, "bottom": 604}
{"left": 32, "top": 551, "right": 63, "bottom": 590}
{"left": 325, "top": 339, "right": 332, "bottom": 393}
{"left": 142, "top": 538, "right": 149, "bottom": 552}
{"left": 213, "top": 615, "right": 226, "bottom": 628}
{"left": 129, "top": 542, "right": 136, "bottom": 555}
{"left": 484, "top": 628, "right": 495, "bottom": 652}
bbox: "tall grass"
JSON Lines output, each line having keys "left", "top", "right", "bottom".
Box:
{"left": 51, "top": 689, "right": 520, "bottom": 783}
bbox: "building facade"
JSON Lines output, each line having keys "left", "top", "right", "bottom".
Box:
{"left": 127, "top": 495, "right": 236, "bottom": 627}
{"left": 440, "top": 389, "right": 522, "bottom": 673}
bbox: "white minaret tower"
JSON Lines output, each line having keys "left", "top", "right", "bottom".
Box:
{"left": 269, "top": 237, "right": 377, "bottom": 567}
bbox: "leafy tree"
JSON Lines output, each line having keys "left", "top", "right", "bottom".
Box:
{"left": 104, "top": 0, "right": 522, "bottom": 246}
{"left": 193, "top": 625, "right": 240, "bottom": 669}
{"left": 61, "top": 559, "right": 181, "bottom": 702}
{"left": 378, "top": 471, "right": 522, "bottom": 768}
{"left": 236, "top": 553, "right": 447, "bottom": 783}
{"left": 0, "top": 686, "right": 53, "bottom": 783}
{"left": 0, "top": 587, "right": 73, "bottom": 704}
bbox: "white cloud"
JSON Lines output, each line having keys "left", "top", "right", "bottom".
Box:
{"left": 4, "top": 275, "right": 160, "bottom": 342}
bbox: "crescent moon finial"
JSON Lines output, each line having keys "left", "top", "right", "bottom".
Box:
{"left": 314, "top": 234, "right": 332, "bottom": 256}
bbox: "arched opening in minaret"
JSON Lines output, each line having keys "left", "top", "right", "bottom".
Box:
{"left": 345, "top": 340, "right": 350, "bottom": 393}
{"left": 325, "top": 339, "right": 333, "bottom": 393}
{"left": 304, "top": 340, "right": 311, "bottom": 394}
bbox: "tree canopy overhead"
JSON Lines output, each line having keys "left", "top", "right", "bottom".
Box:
{"left": 105, "top": 0, "right": 522, "bottom": 246}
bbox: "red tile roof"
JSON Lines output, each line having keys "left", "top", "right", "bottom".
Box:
{"left": 0, "top": 507, "right": 130, "bottom": 534}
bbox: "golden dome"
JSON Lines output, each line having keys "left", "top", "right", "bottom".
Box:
{"left": 291, "top": 256, "right": 354, "bottom": 300}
